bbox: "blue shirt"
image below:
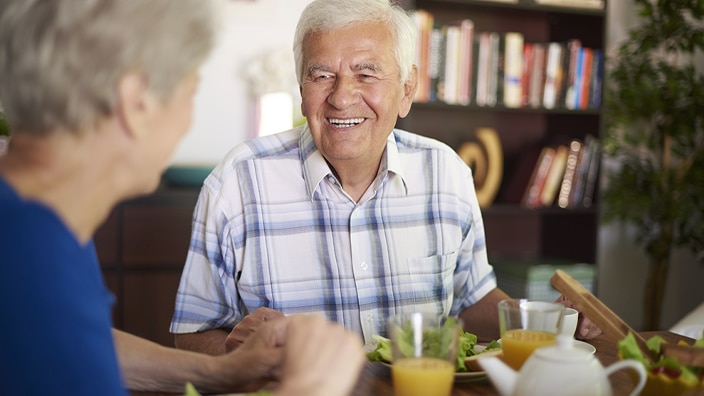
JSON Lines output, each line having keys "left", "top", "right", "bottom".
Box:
{"left": 0, "top": 178, "right": 126, "bottom": 395}
{"left": 170, "top": 126, "right": 497, "bottom": 344}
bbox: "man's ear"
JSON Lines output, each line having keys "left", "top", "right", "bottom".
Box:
{"left": 299, "top": 85, "right": 307, "bottom": 118}
{"left": 115, "top": 71, "right": 154, "bottom": 139}
{"left": 398, "top": 65, "right": 418, "bottom": 118}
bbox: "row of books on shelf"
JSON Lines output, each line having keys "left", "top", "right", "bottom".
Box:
{"left": 520, "top": 135, "right": 600, "bottom": 209}
{"left": 411, "top": 10, "right": 603, "bottom": 110}
{"left": 480, "top": 0, "right": 604, "bottom": 9}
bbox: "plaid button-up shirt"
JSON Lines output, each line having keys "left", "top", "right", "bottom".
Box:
{"left": 170, "top": 125, "right": 497, "bottom": 344}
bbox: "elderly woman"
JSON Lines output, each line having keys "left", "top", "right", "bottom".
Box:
{"left": 0, "top": 1, "right": 364, "bottom": 396}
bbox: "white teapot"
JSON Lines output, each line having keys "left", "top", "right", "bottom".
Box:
{"left": 478, "top": 335, "right": 646, "bottom": 396}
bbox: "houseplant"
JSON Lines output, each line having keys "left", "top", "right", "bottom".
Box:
{"left": 0, "top": 111, "right": 8, "bottom": 137}
{"left": 0, "top": 109, "right": 9, "bottom": 156}
{"left": 602, "top": 0, "right": 704, "bottom": 330}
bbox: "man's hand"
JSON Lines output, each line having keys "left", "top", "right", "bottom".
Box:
{"left": 555, "top": 295, "right": 602, "bottom": 340}
{"left": 226, "top": 307, "right": 285, "bottom": 352}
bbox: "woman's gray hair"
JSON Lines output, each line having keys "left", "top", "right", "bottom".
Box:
{"left": 293, "top": 0, "right": 416, "bottom": 85}
{"left": 0, "top": 0, "right": 216, "bottom": 134}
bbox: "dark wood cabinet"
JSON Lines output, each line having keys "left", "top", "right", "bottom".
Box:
{"left": 398, "top": 0, "right": 606, "bottom": 265}
{"left": 94, "top": 188, "right": 199, "bottom": 346}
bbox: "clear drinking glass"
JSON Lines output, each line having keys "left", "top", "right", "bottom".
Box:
{"left": 388, "top": 312, "right": 462, "bottom": 396}
{"left": 498, "top": 298, "right": 564, "bottom": 370}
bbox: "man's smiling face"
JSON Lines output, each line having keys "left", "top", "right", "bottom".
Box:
{"left": 299, "top": 21, "right": 415, "bottom": 168}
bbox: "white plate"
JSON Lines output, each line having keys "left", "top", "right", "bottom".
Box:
{"left": 378, "top": 361, "right": 487, "bottom": 383}
{"left": 377, "top": 344, "right": 489, "bottom": 383}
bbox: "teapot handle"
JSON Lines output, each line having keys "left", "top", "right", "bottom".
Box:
{"left": 603, "top": 360, "right": 646, "bottom": 396}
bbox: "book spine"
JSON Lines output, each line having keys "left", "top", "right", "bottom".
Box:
{"left": 475, "top": 32, "right": 491, "bottom": 107}
{"left": 589, "top": 49, "right": 603, "bottom": 108}
{"left": 444, "top": 25, "right": 461, "bottom": 104}
{"left": 578, "top": 48, "right": 593, "bottom": 109}
{"left": 428, "top": 26, "right": 443, "bottom": 103}
{"left": 522, "top": 147, "right": 556, "bottom": 208}
{"left": 568, "top": 135, "right": 593, "bottom": 208}
{"left": 564, "top": 39, "right": 582, "bottom": 109}
{"left": 411, "top": 10, "right": 433, "bottom": 103}
{"left": 486, "top": 32, "right": 501, "bottom": 107}
{"left": 540, "top": 145, "right": 569, "bottom": 207}
{"left": 529, "top": 43, "right": 546, "bottom": 108}
{"left": 582, "top": 139, "right": 601, "bottom": 208}
{"left": 458, "top": 19, "right": 475, "bottom": 106}
{"left": 503, "top": 32, "right": 524, "bottom": 108}
{"left": 521, "top": 42, "right": 534, "bottom": 108}
{"left": 542, "top": 42, "right": 562, "bottom": 109}
{"left": 558, "top": 139, "right": 582, "bottom": 208}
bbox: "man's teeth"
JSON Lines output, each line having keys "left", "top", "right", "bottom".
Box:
{"left": 329, "top": 118, "right": 364, "bottom": 127}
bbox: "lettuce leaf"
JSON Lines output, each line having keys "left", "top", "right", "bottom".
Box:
{"left": 366, "top": 334, "right": 393, "bottom": 363}
{"left": 618, "top": 331, "right": 703, "bottom": 386}
{"left": 366, "top": 321, "right": 500, "bottom": 373}
{"left": 455, "top": 331, "right": 478, "bottom": 372}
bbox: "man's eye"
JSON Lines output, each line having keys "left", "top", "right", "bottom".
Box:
{"left": 312, "top": 73, "right": 333, "bottom": 82}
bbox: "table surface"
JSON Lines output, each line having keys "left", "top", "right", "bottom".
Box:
{"left": 132, "top": 331, "right": 692, "bottom": 396}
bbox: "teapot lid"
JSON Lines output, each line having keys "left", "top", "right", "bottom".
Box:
{"left": 533, "top": 335, "right": 594, "bottom": 363}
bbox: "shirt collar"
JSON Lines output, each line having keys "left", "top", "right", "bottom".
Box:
{"left": 300, "top": 125, "right": 409, "bottom": 199}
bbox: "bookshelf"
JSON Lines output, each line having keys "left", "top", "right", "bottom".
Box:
{"left": 397, "top": 0, "right": 606, "bottom": 268}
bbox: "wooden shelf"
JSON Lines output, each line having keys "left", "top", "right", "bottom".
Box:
{"left": 398, "top": 0, "right": 607, "bottom": 265}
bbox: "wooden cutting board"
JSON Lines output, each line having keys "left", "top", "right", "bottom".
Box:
{"left": 550, "top": 269, "right": 657, "bottom": 363}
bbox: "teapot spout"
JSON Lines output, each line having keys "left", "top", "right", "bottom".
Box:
{"left": 478, "top": 356, "right": 517, "bottom": 396}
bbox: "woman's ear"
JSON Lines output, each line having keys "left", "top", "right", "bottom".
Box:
{"left": 115, "top": 71, "right": 155, "bottom": 139}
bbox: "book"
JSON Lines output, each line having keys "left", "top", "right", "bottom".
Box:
{"left": 475, "top": 32, "right": 492, "bottom": 107}
{"left": 428, "top": 25, "right": 444, "bottom": 102}
{"left": 470, "top": 33, "right": 481, "bottom": 105}
{"left": 557, "top": 139, "right": 583, "bottom": 208}
{"left": 563, "top": 39, "right": 582, "bottom": 109}
{"left": 435, "top": 25, "right": 448, "bottom": 104}
{"left": 581, "top": 138, "right": 601, "bottom": 208}
{"left": 442, "top": 24, "right": 461, "bottom": 104}
{"left": 533, "top": 0, "right": 604, "bottom": 9}
{"left": 486, "top": 32, "right": 502, "bottom": 107}
{"left": 458, "top": 19, "right": 475, "bottom": 106}
{"left": 577, "top": 47, "right": 594, "bottom": 109}
{"left": 542, "top": 42, "right": 563, "bottom": 109}
{"left": 540, "top": 144, "right": 569, "bottom": 207}
{"left": 588, "top": 49, "right": 603, "bottom": 108}
{"left": 411, "top": 9, "right": 434, "bottom": 103}
{"left": 522, "top": 146, "right": 557, "bottom": 208}
{"left": 503, "top": 32, "right": 524, "bottom": 108}
{"left": 521, "top": 42, "right": 534, "bottom": 108}
{"left": 528, "top": 43, "right": 546, "bottom": 108}
{"left": 567, "top": 135, "right": 594, "bottom": 208}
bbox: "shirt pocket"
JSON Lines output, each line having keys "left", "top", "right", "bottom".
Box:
{"left": 403, "top": 251, "right": 458, "bottom": 316}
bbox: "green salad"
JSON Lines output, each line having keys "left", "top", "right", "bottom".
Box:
{"left": 366, "top": 318, "right": 501, "bottom": 372}
{"left": 618, "top": 331, "right": 704, "bottom": 386}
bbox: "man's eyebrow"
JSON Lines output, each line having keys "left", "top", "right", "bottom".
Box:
{"left": 306, "top": 64, "right": 330, "bottom": 75}
{"left": 355, "top": 62, "right": 381, "bottom": 72}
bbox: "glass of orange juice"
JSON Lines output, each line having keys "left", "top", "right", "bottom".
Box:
{"left": 388, "top": 312, "right": 462, "bottom": 396}
{"left": 498, "top": 299, "right": 563, "bottom": 370}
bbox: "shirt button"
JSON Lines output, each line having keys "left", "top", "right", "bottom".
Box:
{"left": 366, "top": 313, "right": 373, "bottom": 322}
{"left": 360, "top": 262, "right": 368, "bottom": 270}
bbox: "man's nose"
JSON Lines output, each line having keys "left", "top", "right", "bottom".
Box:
{"left": 327, "top": 76, "right": 360, "bottom": 109}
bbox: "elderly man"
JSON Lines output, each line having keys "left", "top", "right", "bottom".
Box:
{"left": 170, "top": 0, "right": 600, "bottom": 355}
{"left": 0, "top": 1, "right": 364, "bottom": 395}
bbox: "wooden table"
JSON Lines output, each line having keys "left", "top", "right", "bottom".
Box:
{"left": 133, "top": 331, "right": 692, "bottom": 396}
